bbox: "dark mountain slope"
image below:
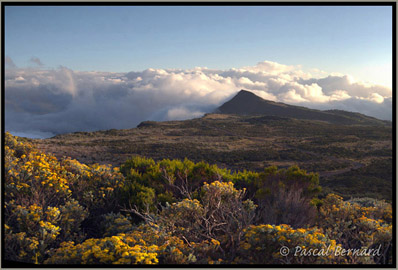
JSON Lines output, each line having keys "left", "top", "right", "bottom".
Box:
{"left": 216, "top": 90, "right": 389, "bottom": 126}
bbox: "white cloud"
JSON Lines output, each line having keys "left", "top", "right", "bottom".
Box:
{"left": 166, "top": 107, "right": 205, "bottom": 120}
{"left": 5, "top": 60, "right": 392, "bottom": 138}
{"left": 369, "top": 93, "right": 384, "bottom": 104}
{"left": 329, "top": 90, "right": 351, "bottom": 101}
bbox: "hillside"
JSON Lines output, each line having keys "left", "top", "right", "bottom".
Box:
{"left": 30, "top": 89, "right": 393, "bottom": 201}
{"left": 216, "top": 90, "right": 390, "bottom": 126}
{"left": 33, "top": 112, "right": 392, "bottom": 201}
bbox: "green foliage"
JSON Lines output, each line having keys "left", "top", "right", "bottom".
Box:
{"left": 119, "top": 156, "right": 234, "bottom": 214}
{"left": 257, "top": 165, "right": 321, "bottom": 196}
{"left": 58, "top": 199, "right": 89, "bottom": 242}
{"left": 100, "top": 212, "right": 134, "bottom": 237}
{"left": 253, "top": 166, "right": 320, "bottom": 227}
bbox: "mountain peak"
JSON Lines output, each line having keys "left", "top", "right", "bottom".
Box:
{"left": 216, "top": 90, "right": 272, "bottom": 115}
{"left": 233, "top": 89, "right": 260, "bottom": 99}
{"left": 236, "top": 89, "right": 256, "bottom": 95}
{"left": 216, "top": 89, "right": 387, "bottom": 126}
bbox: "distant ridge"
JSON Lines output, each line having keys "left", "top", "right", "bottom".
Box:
{"left": 216, "top": 90, "right": 389, "bottom": 126}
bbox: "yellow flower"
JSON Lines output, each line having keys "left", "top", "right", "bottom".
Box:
{"left": 242, "top": 243, "right": 251, "bottom": 250}
{"left": 211, "top": 239, "right": 220, "bottom": 246}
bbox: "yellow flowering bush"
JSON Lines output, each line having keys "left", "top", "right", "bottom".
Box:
{"left": 138, "top": 225, "right": 221, "bottom": 264}
{"left": 4, "top": 133, "right": 89, "bottom": 263}
{"left": 5, "top": 199, "right": 89, "bottom": 264}
{"left": 4, "top": 229, "right": 40, "bottom": 264}
{"left": 348, "top": 197, "right": 393, "bottom": 223}
{"left": 123, "top": 225, "right": 223, "bottom": 264}
{"left": 58, "top": 199, "right": 89, "bottom": 242}
{"left": 318, "top": 194, "right": 392, "bottom": 264}
{"left": 45, "top": 235, "right": 158, "bottom": 264}
{"left": 5, "top": 147, "right": 73, "bottom": 207}
{"left": 61, "top": 158, "right": 125, "bottom": 214}
{"left": 159, "top": 198, "right": 205, "bottom": 241}
{"left": 200, "top": 181, "right": 256, "bottom": 253}
{"left": 157, "top": 181, "right": 256, "bottom": 246}
{"left": 135, "top": 181, "right": 256, "bottom": 262}
{"left": 4, "top": 203, "right": 61, "bottom": 263}
{"left": 4, "top": 132, "right": 393, "bottom": 265}
{"left": 237, "top": 224, "right": 343, "bottom": 264}
{"left": 45, "top": 223, "right": 222, "bottom": 265}
{"left": 5, "top": 132, "right": 34, "bottom": 159}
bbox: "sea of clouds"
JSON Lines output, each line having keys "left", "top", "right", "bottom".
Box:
{"left": 5, "top": 59, "right": 392, "bottom": 138}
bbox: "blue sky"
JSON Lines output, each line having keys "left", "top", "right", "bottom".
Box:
{"left": 5, "top": 5, "right": 392, "bottom": 86}
{"left": 5, "top": 5, "right": 393, "bottom": 138}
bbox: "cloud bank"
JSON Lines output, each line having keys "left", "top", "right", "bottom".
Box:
{"left": 5, "top": 59, "right": 392, "bottom": 138}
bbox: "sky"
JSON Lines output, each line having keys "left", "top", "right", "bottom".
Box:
{"left": 4, "top": 5, "right": 393, "bottom": 138}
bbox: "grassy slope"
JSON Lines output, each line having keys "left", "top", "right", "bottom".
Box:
{"left": 32, "top": 113, "right": 392, "bottom": 201}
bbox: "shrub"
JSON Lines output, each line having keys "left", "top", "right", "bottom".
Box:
{"left": 5, "top": 204, "right": 61, "bottom": 263}
{"left": 5, "top": 147, "right": 73, "bottom": 208}
{"left": 58, "top": 199, "right": 89, "bottom": 243}
{"left": 119, "top": 157, "right": 232, "bottom": 215}
{"left": 133, "top": 181, "right": 256, "bottom": 261}
{"left": 44, "top": 235, "right": 159, "bottom": 264}
{"left": 62, "top": 158, "right": 125, "bottom": 215}
{"left": 253, "top": 166, "right": 320, "bottom": 228}
{"left": 99, "top": 212, "right": 134, "bottom": 237}
{"left": 237, "top": 224, "right": 344, "bottom": 264}
{"left": 318, "top": 194, "right": 392, "bottom": 264}
{"left": 45, "top": 224, "right": 221, "bottom": 265}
